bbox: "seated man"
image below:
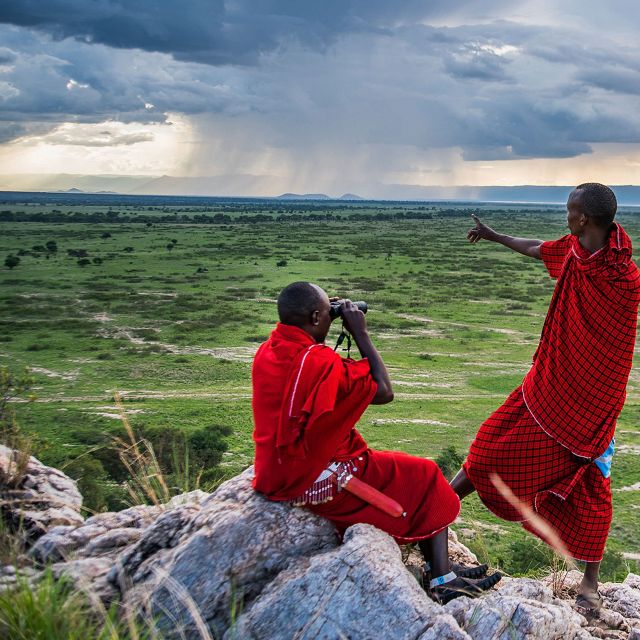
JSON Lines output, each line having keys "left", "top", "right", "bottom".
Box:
{"left": 252, "top": 281, "right": 500, "bottom": 602}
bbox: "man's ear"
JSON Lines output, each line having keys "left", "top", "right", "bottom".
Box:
{"left": 311, "top": 310, "right": 320, "bottom": 326}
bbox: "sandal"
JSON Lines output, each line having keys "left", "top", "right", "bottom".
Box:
{"left": 575, "top": 591, "right": 603, "bottom": 616}
{"left": 423, "top": 562, "right": 489, "bottom": 580}
{"left": 451, "top": 562, "right": 489, "bottom": 579}
{"left": 431, "top": 572, "right": 502, "bottom": 604}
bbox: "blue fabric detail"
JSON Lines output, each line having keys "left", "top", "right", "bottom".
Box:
{"left": 594, "top": 438, "right": 615, "bottom": 479}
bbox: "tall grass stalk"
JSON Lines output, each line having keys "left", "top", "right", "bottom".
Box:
{"left": 0, "top": 367, "right": 35, "bottom": 487}
{"left": 0, "top": 569, "right": 143, "bottom": 640}
{"left": 113, "top": 392, "right": 170, "bottom": 506}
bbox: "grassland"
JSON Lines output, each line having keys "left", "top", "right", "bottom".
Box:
{"left": 1, "top": 196, "right": 639, "bottom": 577}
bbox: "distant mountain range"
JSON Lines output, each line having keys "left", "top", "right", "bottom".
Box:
{"left": 2, "top": 174, "right": 640, "bottom": 204}
{"left": 277, "top": 193, "right": 364, "bottom": 200}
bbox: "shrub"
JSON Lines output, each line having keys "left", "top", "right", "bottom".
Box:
{"left": 434, "top": 445, "right": 464, "bottom": 480}
{"left": 276, "top": 259, "right": 288, "bottom": 267}
{"left": 67, "top": 249, "right": 88, "bottom": 258}
{"left": 4, "top": 255, "right": 19, "bottom": 270}
{"left": 137, "top": 422, "right": 232, "bottom": 491}
{"left": 77, "top": 258, "right": 91, "bottom": 267}
{"left": 26, "top": 343, "right": 48, "bottom": 351}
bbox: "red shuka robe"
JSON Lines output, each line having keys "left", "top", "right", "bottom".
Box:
{"left": 252, "top": 322, "right": 461, "bottom": 542}
{"left": 252, "top": 323, "right": 376, "bottom": 500}
{"left": 523, "top": 224, "right": 640, "bottom": 458}
{"left": 465, "top": 224, "right": 640, "bottom": 561}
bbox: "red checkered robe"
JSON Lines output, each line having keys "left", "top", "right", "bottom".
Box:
{"left": 253, "top": 322, "right": 460, "bottom": 543}
{"left": 465, "top": 224, "right": 640, "bottom": 561}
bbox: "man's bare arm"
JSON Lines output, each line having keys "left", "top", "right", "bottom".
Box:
{"left": 340, "top": 301, "right": 394, "bottom": 405}
{"left": 468, "top": 214, "right": 543, "bottom": 260}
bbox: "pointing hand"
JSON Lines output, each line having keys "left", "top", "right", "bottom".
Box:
{"left": 467, "top": 214, "right": 497, "bottom": 243}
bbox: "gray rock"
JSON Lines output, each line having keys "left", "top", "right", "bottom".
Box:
{"left": 0, "top": 444, "right": 83, "bottom": 541}
{"left": 112, "top": 468, "right": 339, "bottom": 639}
{"left": 7, "top": 456, "right": 640, "bottom": 640}
{"left": 51, "top": 557, "right": 118, "bottom": 603}
{"left": 85, "top": 527, "right": 143, "bottom": 555}
{"left": 445, "top": 581, "right": 592, "bottom": 640}
{"left": 31, "top": 503, "right": 166, "bottom": 564}
{"left": 228, "top": 523, "right": 465, "bottom": 640}
{"left": 602, "top": 578, "right": 640, "bottom": 620}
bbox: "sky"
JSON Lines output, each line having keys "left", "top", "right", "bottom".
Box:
{"left": 0, "top": 1, "right": 639, "bottom": 198}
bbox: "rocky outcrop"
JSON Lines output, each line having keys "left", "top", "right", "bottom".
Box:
{"left": 0, "top": 444, "right": 83, "bottom": 540}
{"left": 2, "top": 453, "right": 640, "bottom": 639}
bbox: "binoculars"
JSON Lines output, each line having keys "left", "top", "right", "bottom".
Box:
{"left": 329, "top": 300, "right": 368, "bottom": 320}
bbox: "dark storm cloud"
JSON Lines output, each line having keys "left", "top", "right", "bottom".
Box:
{"left": 0, "top": 47, "right": 17, "bottom": 64}
{"left": 0, "top": 24, "right": 260, "bottom": 142}
{"left": 0, "top": 121, "right": 26, "bottom": 143}
{"left": 578, "top": 68, "right": 640, "bottom": 96}
{"left": 0, "top": 2, "right": 640, "bottom": 165}
{"left": 0, "top": 0, "right": 513, "bottom": 65}
{"left": 441, "top": 44, "right": 514, "bottom": 81}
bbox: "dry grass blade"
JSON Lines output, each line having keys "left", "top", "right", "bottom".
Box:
{"left": 122, "top": 566, "right": 214, "bottom": 640}
{"left": 114, "top": 391, "right": 170, "bottom": 506}
{"left": 489, "top": 472, "right": 577, "bottom": 571}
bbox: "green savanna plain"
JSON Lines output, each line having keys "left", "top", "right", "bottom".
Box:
{"left": 1, "top": 199, "right": 639, "bottom": 578}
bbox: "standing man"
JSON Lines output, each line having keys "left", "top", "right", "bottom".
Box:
{"left": 452, "top": 183, "right": 640, "bottom": 612}
{"left": 252, "top": 281, "right": 500, "bottom": 603}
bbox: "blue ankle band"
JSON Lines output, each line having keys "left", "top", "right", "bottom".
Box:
{"left": 430, "top": 571, "right": 457, "bottom": 589}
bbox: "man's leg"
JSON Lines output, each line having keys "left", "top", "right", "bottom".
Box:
{"left": 418, "top": 527, "right": 501, "bottom": 602}
{"left": 418, "top": 528, "right": 450, "bottom": 578}
{"left": 577, "top": 561, "right": 602, "bottom": 612}
{"left": 450, "top": 468, "right": 476, "bottom": 499}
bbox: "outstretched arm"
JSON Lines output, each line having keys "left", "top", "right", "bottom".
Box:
{"left": 340, "top": 301, "right": 394, "bottom": 405}
{"left": 467, "top": 214, "right": 543, "bottom": 260}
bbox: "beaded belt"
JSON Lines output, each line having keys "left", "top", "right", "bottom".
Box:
{"left": 290, "top": 458, "right": 361, "bottom": 506}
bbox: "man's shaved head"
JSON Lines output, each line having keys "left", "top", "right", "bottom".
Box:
{"left": 574, "top": 183, "right": 617, "bottom": 229}
{"left": 277, "top": 281, "right": 327, "bottom": 326}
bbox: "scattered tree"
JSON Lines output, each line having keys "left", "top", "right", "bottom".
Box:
{"left": 276, "top": 259, "right": 288, "bottom": 267}
{"left": 67, "top": 249, "right": 88, "bottom": 258}
{"left": 77, "top": 258, "right": 91, "bottom": 267}
{"left": 4, "top": 255, "right": 19, "bottom": 270}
